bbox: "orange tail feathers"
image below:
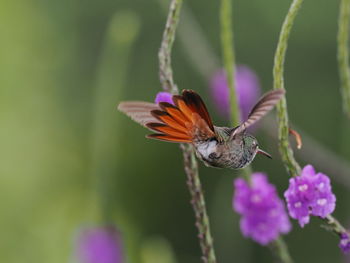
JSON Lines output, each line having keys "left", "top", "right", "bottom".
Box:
{"left": 118, "top": 90, "right": 216, "bottom": 143}
{"left": 146, "top": 90, "right": 215, "bottom": 143}
{"left": 146, "top": 102, "right": 193, "bottom": 143}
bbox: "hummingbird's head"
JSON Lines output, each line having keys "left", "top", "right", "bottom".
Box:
{"left": 242, "top": 134, "right": 272, "bottom": 164}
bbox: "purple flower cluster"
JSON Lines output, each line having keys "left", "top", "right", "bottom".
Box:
{"left": 284, "top": 165, "right": 336, "bottom": 227}
{"left": 233, "top": 173, "right": 291, "bottom": 245}
{"left": 77, "top": 226, "right": 123, "bottom": 263}
{"left": 155, "top": 91, "right": 174, "bottom": 105}
{"left": 340, "top": 233, "right": 350, "bottom": 253}
{"left": 210, "top": 65, "right": 260, "bottom": 121}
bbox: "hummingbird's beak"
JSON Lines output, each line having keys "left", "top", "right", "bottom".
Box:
{"left": 257, "top": 148, "right": 272, "bottom": 159}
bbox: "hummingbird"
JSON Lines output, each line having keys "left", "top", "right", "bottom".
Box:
{"left": 118, "top": 88, "right": 285, "bottom": 169}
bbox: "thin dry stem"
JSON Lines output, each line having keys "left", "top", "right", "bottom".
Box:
{"left": 158, "top": 1, "right": 216, "bottom": 262}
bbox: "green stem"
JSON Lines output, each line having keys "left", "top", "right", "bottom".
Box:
{"left": 159, "top": 1, "right": 216, "bottom": 262}
{"left": 220, "top": 0, "right": 293, "bottom": 260}
{"left": 220, "top": 0, "right": 240, "bottom": 127}
{"left": 322, "top": 215, "right": 348, "bottom": 236}
{"left": 220, "top": 0, "right": 252, "bottom": 182}
{"left": 273, "top": 0, "right": 349, "bottom": 244}
{"left": 158, "top": 0, "right": 182, "bottom": 94}
{"left": 338, "top": 0, "right": 350, "bottom": 118}
{"left": 271, "top": 238, "right": 294, "bottom": 263}
{"left": 220, "top": 0, "right": 293, "bottom": 258}
{"left": 273, "top": 0, "right": 303, "bottom": 177}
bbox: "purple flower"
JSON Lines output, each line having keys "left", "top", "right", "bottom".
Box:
{"left": 210, "top": 65, "right": 261, "bottom": 121}
{"left": 155, "top": 91, "right": 174, "bottom": 105}
{"left": 284, "top": 165, "right": 336, "bottom": 227}
{"left": 233, "top": 173, "right": 291, "bottom": 245}
{"left": 77, "top": 226, "right": 123, "bottom": 263}
{"left": 340, "top": 233, "right": 350, "bottom": 253}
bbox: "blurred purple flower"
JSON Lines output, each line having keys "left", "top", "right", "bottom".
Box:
{"left": 340, "top": 233, "right": 350, "bottom": 253}
{"left": 77, "top": 226, "right": 123, "bottom": 263}
{"left": 210, "top": 65, "right": 261, "bottom": 121}
{"left": 155, "top": 91, "right": 174, "bottom": 105}
{"left": 233, "top": 173, "right": 291, "bottom": 245}
{"left": 284, "top": 165, "right": 336, "bottom": 227}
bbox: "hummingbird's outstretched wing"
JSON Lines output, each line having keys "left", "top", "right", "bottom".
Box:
{"left": 118, "top": 90, "right": 215, "bottom": 143}
{"left": 117, "top": 101, "right": 160, "bottom": 126}
{"left": 231, "top": 88, "right": 285, "bottom": 137}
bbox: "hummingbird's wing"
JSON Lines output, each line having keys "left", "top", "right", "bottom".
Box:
{"left": 118, "top": 101, "right": 161, "bottom": 126}
{"left": 118, "top": 90, "right": 216, "bottom": 143}
{"left": 231, "top": 88, "right": 285, "bottom": 137}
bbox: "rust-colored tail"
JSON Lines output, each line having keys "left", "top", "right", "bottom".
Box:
{"left": 118, "top": 90, "right": 215, "bottom": 143}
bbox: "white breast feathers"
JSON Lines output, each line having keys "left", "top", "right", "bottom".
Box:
{"left": 196, "top": 140, "right": 218, "bottom": 160}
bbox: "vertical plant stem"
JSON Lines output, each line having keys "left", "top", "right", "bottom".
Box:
{"left": 338, "top": 0, "right": 350, "bottom": 118}
{"left": 220, "top": 0, "right": 293, "bottom": 260}
{"left": 158, "top": 0, "right": 182, "bottom": 94}
{"left": 273, "top": 0, "right": 303, "bottom": 177}
{"left": 271, "top": 238, "right": 294, "bottom": 263}
{"left": 220, "top": 0, "right": 253, "bottom": 181}
{"left": 181, "top": 144, "right": 217, "bottom": 263}
{"left": 273, "top": 0, "right": 349, "bottom": 242}
{"left": 159, "top": 1, "right": 216, "bottom": 262}
{"left": 220, "top": 0, "right": 240, "bottom": 127}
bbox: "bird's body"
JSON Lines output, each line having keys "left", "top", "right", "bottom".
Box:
{"left": 118, "top": 89, "right": 284, "bottom": 169}
{"left": 193, "top": 127, "right": 258, "bottom": 169}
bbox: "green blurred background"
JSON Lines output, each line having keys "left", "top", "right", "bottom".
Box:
{"left": 1, "top": 0, "right": 349, "bottom": 262}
